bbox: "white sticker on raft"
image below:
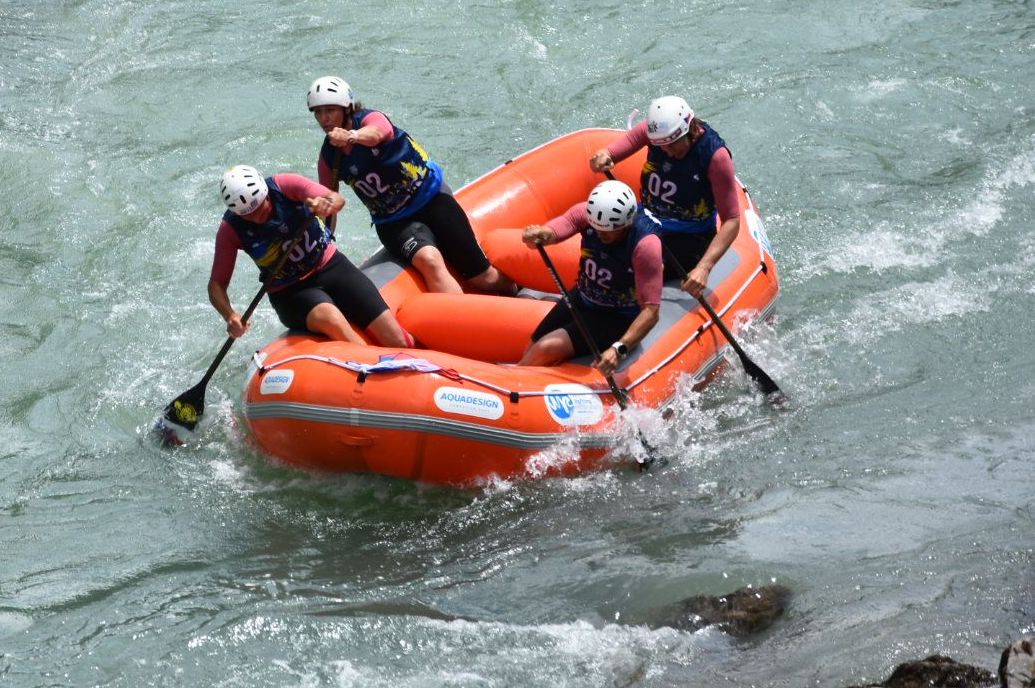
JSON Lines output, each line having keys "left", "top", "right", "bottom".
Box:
{"left": 543, "top": 383, "right": 604, "bottom": 426}
{"left": 433, "top": 387, "right": 505, "bottom": 420}
{"left": 260, "top": 369, "right": 295, "bottom": 395}
{"left": 745, "top": 208, "right": 774, "bottom": 258}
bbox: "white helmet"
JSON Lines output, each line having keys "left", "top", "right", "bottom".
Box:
{"left": 220, "top": 165, "right": 268, "bottom": 216}
{"left": 585, "top": 180, "right": 637, "bottom": 232}
{"left": 646, "top": 95, "right": 694, "bottom": 146}
{"left": 307, "top": 76, "right": 354, "bottom": 111}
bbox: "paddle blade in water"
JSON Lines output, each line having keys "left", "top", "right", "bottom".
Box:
{"left": 152, "top": 416, "right": 192, "bottom": 447}
{"left": 741, "top": 357, "right": 787, "bottom": 405}
{"left": 153, "top": 383, "right": 205, "bottom": 447}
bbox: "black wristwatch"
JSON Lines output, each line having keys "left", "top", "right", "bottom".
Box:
{"left": 611, "top": 341, "right": 629, "bottom": 359}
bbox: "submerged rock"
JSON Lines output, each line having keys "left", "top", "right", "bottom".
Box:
{"left": 842, "top": 636, "right": 1033, "bottom": 688}
{"left": 331, "top": 588, "right": 1031, "bottom": 688}
{"left": 845, "top": 654, "right": 996, "bottom": 688}
{"left": 630, "top": 583, "right": 792, "bottom": 637}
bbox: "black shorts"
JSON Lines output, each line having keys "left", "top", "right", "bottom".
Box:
{"left": 662, "top": 231, "right": 716, "bottom": 281}
{"left": 268, "top": 251, "right": 389, "bottom": 331}
{"left": 531, "top": 297, "right": 636, "bottom": 358}
{"left": 375, "top": 192, "right": 491, "bottom": 280}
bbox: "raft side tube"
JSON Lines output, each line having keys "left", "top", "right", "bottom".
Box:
{"left": 396, "top": 292, "right": 552, "bottom": 363}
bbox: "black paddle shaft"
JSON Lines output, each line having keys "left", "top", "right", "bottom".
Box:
{"left": 662, "top": 244, "right": 785, "bottom": 401}
{"left": 602, "top": 169, "right": 784, "bottom": 402}
{"left": 160, "top": 225, "right": 311, "bottom": 432}
{"left": 535, "top": 244, "right": 629, "bottom": 408}
{"left": 195, "top": 281, "right": 271, "bottom": 389}
{"left": 534, "top": 243, "right": 660, "bottom": 467}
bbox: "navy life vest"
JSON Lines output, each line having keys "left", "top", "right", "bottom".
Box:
{"left": 319, "top": 108, "right": 443, "bottom": 223}
{"left": 224, "top": 178, "right": 331, "bottom": 288}
{"left": 576, "top": 209, "right": 662, "bottom": 316}
{"left": 640, "top": 121, "right": 729, "bottom": 234}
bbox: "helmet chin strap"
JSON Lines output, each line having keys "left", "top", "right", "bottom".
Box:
{"left": 625, "top": 108, "right": 640, "bottom": 130}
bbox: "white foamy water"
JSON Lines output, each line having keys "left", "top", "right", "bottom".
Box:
{"left": 1, "top": 1, "right": 1033, "bottom": 687}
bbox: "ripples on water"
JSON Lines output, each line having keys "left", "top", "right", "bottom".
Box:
{"left": 1, "top": 0, "right": 1033, "bottom": 685}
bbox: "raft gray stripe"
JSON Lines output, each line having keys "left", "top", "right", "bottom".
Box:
{"left": 244, "top": 402, "right": 613, "bottom": 450}
{"left": 246, "top": 300, "right": 781, "bottom": 448}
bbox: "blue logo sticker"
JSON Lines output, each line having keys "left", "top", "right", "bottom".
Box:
{"left": 543, "top": 384, "right": 605, "bottom": 426}
{"left": 546, "top": 393, "right": 575, "bottom": 420}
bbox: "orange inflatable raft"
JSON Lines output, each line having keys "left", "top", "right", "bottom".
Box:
{"left": 241, "top": 129, "right": 780, "bottom": 485}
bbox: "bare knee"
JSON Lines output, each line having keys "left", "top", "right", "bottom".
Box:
{"left": 411, "top": 246, "right": 461, "bottom": 293}
{"left": 468, "top": 266, "right": 516, "bottom": 295}
{"left": 366, "top": 311, "right": 411, "bottom": 348}
{"left": 519, "top": 331, "right": 573, "bottom": 366}
{"left": 411, "top": 246, "right": 448, "bottom": 277}
{"left": 305, "top": 303, "right": 363, "bottom": 344}
{"left": 305, "top": 303, "right": 338, "bottom": 330}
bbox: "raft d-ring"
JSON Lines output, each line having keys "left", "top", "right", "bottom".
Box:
{"left": 350, "top": 381, "right": 365, "bottom": 404}
{"left": 338, "top": 434, "right": 374, "bottom": 447}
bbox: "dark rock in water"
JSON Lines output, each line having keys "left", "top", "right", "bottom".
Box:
{"left": 324, "top": 586, "right": 793, "bottom": 639}
{"left": 843, "top": 636, "right": 1034, "bottom": 688}
{"left": 630, "top": 584, "right": 792, "bottom": 637}
{"left": 999, "top": 637, "right": 1035, "bottom": 688}
{"left": 846, "top": 654, "right": 996, "bottom": 688}
{"left": 322, "top": 591, "right": 1031, "bottom": 688}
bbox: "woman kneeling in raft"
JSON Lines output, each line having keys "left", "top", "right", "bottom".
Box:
{"left": 518, "top": 180, "right": 664, "bottom": 378}
{"left": 209, "top": 165, "right": 413, "bottom": 347}
{"left": 306, "top": 75, "right": 515, "bottom": 295}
